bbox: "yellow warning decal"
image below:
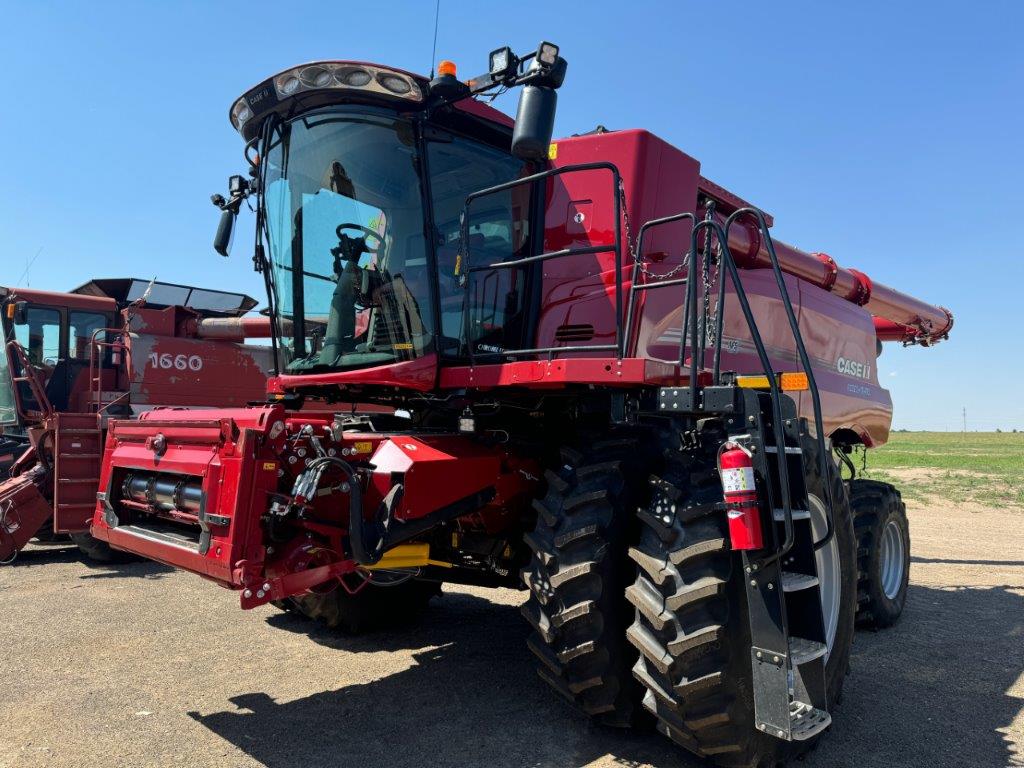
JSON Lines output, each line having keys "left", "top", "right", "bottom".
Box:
{"left": 454, "top": 252, "right": 462, "bottom": 276}
{"left": 548, "top": 143, "right": 558, "bottom": 159}
{"left": 393, "top": 342, "right": 414, "bottom": 350}
{"left": 262, "top": 462, "right": 277, "bottom": 471}
{"left": 353, "top": 441, "right": 373, "bottom": 455}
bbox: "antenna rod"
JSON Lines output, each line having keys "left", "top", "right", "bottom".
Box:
{"left": 429, "top": 0, "right": 440, "bottom": 79}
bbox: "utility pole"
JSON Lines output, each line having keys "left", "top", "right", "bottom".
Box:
{"left": 962, "top": 407, "right": 967, "bottom": 439}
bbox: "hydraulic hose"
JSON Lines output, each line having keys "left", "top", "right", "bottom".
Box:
{"left": 298, "top": 456, "right": 384, "bottom": 566}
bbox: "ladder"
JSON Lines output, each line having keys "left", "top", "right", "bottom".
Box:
{"left": 641, "top": 201, "right": 839, "bottom": 743}
{"left": 731, "top": 389, "right": 831, "bottom": 741}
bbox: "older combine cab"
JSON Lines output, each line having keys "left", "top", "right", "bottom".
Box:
{"left": 0, "top": 278, "right": 273, "bottom": 563}
{"left": 90, "top": 45, "right": 950, "bottom": 766}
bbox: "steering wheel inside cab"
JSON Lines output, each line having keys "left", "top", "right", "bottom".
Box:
{"left": 331, "top": 223, "right": 384, "bottom": 302}
{"left": 332, "top": 223, "right": 382, "bottom": 261}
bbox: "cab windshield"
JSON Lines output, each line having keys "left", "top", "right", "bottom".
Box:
{"left": 263, "top": 110, "right": 432, "bottom": 372}
{"left": 0, "top": 317, "right": 17, "bottom": 426}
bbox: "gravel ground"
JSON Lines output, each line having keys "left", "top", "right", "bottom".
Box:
{"left": 1, "top": 497, "right": 1021, "bottom": 768}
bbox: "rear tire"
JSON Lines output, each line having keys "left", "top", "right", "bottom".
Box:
{"left": 849, "top": 479, "right": 909, "bottom": 628}
{"left": 280, "top": 578, "right": 441, "bottom": 635}
{"left": 32, "top": 516, "right": 68, "bottom": 543}
{"left": 70, "top": 532, "right": 126, "bottom": 563}
{"left": 627, "top": 421, "right": 857, "bottom": 767}
{"left": 520, "top": 439, "right": 645, "bottom": 727}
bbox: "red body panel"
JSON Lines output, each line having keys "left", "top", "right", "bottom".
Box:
{"left": 0, "top": 469, "right": 51, "bottom": 562}
{"left": 122, "top": 306, "right": 272, "bottom": 410}
{"left": 90, "top": 407, "right": 538, "bottom": 607}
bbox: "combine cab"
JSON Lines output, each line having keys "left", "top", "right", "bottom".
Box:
{"left": 0, "top": 278, "right": 273, "bottom": 563}
{"left": 91, "top": 45, "right": 948, "bottom": 766}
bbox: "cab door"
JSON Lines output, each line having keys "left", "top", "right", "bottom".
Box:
{"left": 9, "top": 304, "right": 61, "bottom": 417}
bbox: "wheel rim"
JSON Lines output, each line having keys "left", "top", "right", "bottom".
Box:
{"left": 879, "top": 518, "right": 906, "bottom": 600}
{"left": 808, "top": 494, "right": 841, "bottom": 657}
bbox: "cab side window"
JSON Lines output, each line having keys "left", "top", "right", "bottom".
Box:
{"left": 14, "top": 307, "right": 61, "bottom": 366}
{"left": 69, "top": 311, "right": 110, "bottom": 361}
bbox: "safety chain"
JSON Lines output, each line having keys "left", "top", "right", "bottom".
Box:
{"left": 700, "top": 212, "right": 722, "bottom": 347}
{"left": 618, "top": 179, "right": 690, "bottom": 280}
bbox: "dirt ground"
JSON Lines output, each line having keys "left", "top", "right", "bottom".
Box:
{"left": 1, "top": 496, "right": 1021, "bottom": 768}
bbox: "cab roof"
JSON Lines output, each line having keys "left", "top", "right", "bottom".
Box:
{"left": 72, "top": 278, "right": 258, "bottom": 317}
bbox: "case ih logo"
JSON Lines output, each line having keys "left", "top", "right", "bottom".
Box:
{"left": 837, "top": 356, "right": 871, "bottom": 380}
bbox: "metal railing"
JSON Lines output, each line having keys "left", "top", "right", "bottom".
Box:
{"left": 6, "top": 340, "right": 53, "bottom": 420}
{"left": 458, "top": 162, "right": 624, "bottom": 365}
{"left": 722, "top": 209, "right": 836, "bottom": 553}
{"left": 456, "top": 163, "right": 835, "bottom": 554}
{"left": 88, "top": 327, "right": 131, "bottom": 415}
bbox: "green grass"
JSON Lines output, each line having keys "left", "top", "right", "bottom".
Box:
{"left": 860, "top": 432, "right": 1024, "bottom": 510}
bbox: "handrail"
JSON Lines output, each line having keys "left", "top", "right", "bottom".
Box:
{"left": 459, "top": 161, "right": 623, "bottom": 364}
{"left": 723, "top": 209, "right": 836, "bottom": 553}
{"left": 6, "top": 340, "right": 53, "bottom": 420}
{"left": 88, "top": 327, "right": 131, "bottom": 415}
{"left": 693, "top": 218, "right": 797, "bottom": 566}
{"left": 628, "top": 205, "right": 838, "bottom": 562}
{"left": 622, "top": 211, "right": 695, "bottom": 359}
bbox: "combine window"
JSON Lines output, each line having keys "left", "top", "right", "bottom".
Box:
{"left": 0, "top": 336, "right": 16, "bottom": 426}
{"left": 427, "top": 135, "right": 532, "bottom": 356}
{"left": 14, "top": 307, "right": 60, "bottom": 367}
{"left": 69, "top": 311, "right": 110, "bottom": 360}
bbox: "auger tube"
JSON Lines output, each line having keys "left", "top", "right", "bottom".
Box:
{"left": 721, "top": 216, "right": 953, "bottom": 343}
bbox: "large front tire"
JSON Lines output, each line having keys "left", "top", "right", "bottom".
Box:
{"left": 70, "top": 532, "right": 126, "bottom": 563}
{"left": 520, "top": 440, "right": 644, "bottom": 727}
{"left": 627, "top": 422, "right": 857, "bottom": 767}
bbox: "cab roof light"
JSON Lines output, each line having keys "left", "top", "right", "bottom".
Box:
{"left": 437, "top": 60, "right": 457, "bottom": 77}
{"left": 536, "top": 41, "right": 559, "bottom": 66}
{"left": 488, "top": 46, "right": 514, "bottom": 77}
{"left": 735, "top": 372, "right": 810, "bottom": 392}
{"left": 229, "top": 62, "right": 425, "bottom": 133}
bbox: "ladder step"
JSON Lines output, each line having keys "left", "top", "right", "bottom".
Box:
{"left": 773, "top": 508, "right": 811, "bottom": 522}
{"left": 781, "top": 571, "right": 819, "bottom": 592}
{"left": 764, "top": 446, "right": 802, "bottom": 454}
{"left": 789, "top": 701, "right": 831, "bottom": 741}
{"left": 789, "top": 636, "right": 827, "bottom": 665}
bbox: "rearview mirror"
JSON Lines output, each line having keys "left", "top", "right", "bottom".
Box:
{"left": 512, "top": 84, "right": 557, "bottom": 160}
{"left": 214, "top": 209, "right": 236, "bottom": 257}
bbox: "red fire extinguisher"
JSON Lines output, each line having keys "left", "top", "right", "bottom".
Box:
{"left": 718, "top": 442, "right": 764, "bottom": 550}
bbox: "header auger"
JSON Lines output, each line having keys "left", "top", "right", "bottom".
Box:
{"left": 89, "top": 42, "right": 943, "bottom": 767}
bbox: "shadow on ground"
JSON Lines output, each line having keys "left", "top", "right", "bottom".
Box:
{"left": 4, "top": 541, "right": 174, "bottom": 580}
{"left": 190, "top": 584, "right": 1024, "bottom": 768}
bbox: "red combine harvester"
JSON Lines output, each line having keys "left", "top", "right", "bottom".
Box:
{"left": 90, "top": 45, "right": 951, "bottom": 766}
{"left": 0, "top": 278, "right": 273, "bottom": 563}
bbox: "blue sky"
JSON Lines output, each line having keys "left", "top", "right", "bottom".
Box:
{"left": 0, "top": 1, "right": 1020, "bottom": 430}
